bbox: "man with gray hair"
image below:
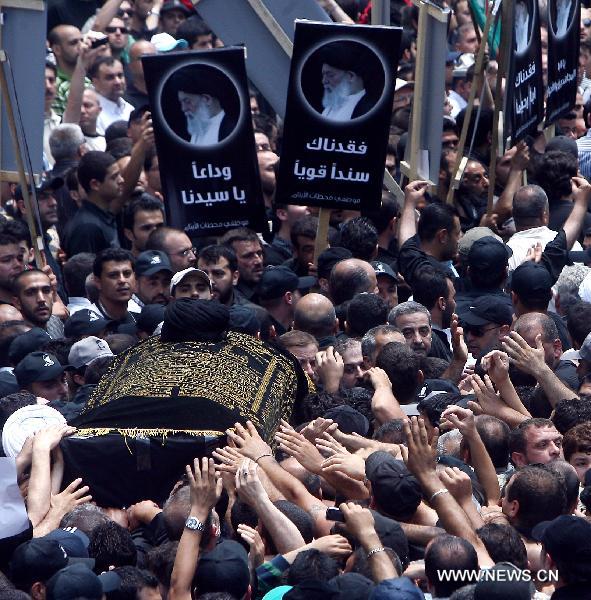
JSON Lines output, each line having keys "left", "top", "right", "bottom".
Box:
{"left": 507, "top": 184, "right": 584, "bottom": 270}
{"left": 555, "top": 264, "right": 590, "bottom": 316}
{"left": 388, "top": 301, "right": 433, "bottom": 356}
{"left": 48, "top": 123, "right": 87, "bottom": 235}
{"left": 361, "top": 324, "right": 405, "bottom": 368}
{"left": 48, "top": 123, "right": 86, "bottom": 175}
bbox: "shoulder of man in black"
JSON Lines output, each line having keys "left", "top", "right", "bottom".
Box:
{"left": 398, "top": 234, "right": 453, "bottom": 286}
{"left": 64, "top": 219, "right": 113, "bottom": 256}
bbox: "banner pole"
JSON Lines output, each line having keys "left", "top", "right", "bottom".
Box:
{"left": 371, "top": 0, "right": 390, "bottom": 25}
{"left": 446, "top": 2, "right": 497, "bottom": 204}
{"left": 244, "top": 0, "right": 293, "bottom": 57}
{"left": 313, "top": 208, "right": 331, "bottom": 265}
{"left": 486, "top": 0, "right": 512, "bottom": 217}
{"left": 0, "top": 49, "right": 43, "bottom": 267}
{"left": 407, "top": 1, "right": 429, "bottom": 182}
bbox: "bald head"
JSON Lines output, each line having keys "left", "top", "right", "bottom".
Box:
{"left": 513, "top": 312, "right": 561, "bottom": 369}
{"left": 514, "top": 312, "right": 558, "bottom": 343}
{"left": 329, "top": 258, "right": 377, "bottom": 305}
{"left": 128, "top": 41, "right": 157, "bottom": 89}
{"left": 294, "top": 293, "right": 337, "bottom": 338}
{"left": 0, "top": 305, "right": 23, "bottom": 324}
{"left": 48, "top": 25, "right": 82, "bottom": 69}
{"left": 130, "top": 40, "right": 157, "bottom": 61}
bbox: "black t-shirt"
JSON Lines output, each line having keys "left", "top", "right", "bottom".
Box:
{"left": 47, "top": 0, "right": 99, "bottom": 30}
{"left": 63, "top": 200, "right": 120, "bottom": 256}
{"left": 549, "top": 200, "right": 591, "bottom": 234}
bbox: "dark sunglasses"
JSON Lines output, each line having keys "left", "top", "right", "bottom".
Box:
{"left": 117, "top": 9, "right": 132, "bottom": 17}
{"left": 463, "top": 324, "right": 500, "bottom": 337}
{"left": 106, "top": 26, "right": 129, "bottom": 34}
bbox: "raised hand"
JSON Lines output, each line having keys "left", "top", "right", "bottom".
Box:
{"left": 186, "top": 457, "right": 222, "bottom": 519}
{"left": 225, "top": 421, "right": 272, "bottom": 462}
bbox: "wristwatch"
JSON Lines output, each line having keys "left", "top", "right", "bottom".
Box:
{"left": 185, "top": 516, "right": 206, "bottom": 531}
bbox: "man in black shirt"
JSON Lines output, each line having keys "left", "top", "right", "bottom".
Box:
{"left": 64, "top": 151, "right": 122, "bottom": 256}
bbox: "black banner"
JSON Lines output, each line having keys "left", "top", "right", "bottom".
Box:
{"left": 143, "top": 48, "right": 265, "bottom": 236}
{"left": 506, "top": 0, "right": 545, "bottom": 141}
{"left": 276, "top": 22, "right": 401, "bottom": 212}
{"left": 546, "top": 0, "right": 580, "bottom": 124}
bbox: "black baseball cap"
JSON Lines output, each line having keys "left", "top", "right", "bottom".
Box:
{"left": 458, "top": 295, "right": 513, "bottom": 327}
{"left": 46, "top": 563, "right": 103, "bottom": 600}
{"left": 323, "top": 405, "right": 369, "bottom": 436}
{"left": 511, "top": 262, "right": 554, "bottom": 303}
{"left": 64, "top": 309, "right": 110, "bottom": 338}
{"left": 0, "top": 370, "right": 18, "bottom": 397}
{"left": 532, "top": 515, "right": 591, "bottom": 579}
{"left": 136, "top": 303, "right": 165, "bottom": 335}
{"left": 285, "top": 581, "right": 341, "bottom": 600}
{"left": 8, "top": 328, "right": 51, "bottom": 365}
{"left": 365, "top": 452, "right": 422, "bottom": 520}
{"left": 14, "top": 352, "right": 64, "bottom": 386}
{"left": 9, "top": 538, "right": 68, "bottom": 587}
{"left": 371, "top": 261, "right": 399, "bottom": 282}
{"left": 161, "top": 0, "right": 193, "bottom": 14}
{"left": 329, "top": 573, "right": 373, "bottom": 600}
{"left": 257, "top": 266, "right": 315, "bottom": 301}
{"left": 44, "top": 529, "right": 90, "bottom": 559}
{"left": 195, "top": 540, "right": 250, "bottom": 598}
{"left": 317, "top": 247, "right": 352, "bottom": 280}
{"left": 15, "top": 176, "right": 63, "bottom": 201}
{"left": 467, "top": 236, "right": 512, "bottom": 272}
{"left": 135, "top": 250, "right": 173, "bottom": 278}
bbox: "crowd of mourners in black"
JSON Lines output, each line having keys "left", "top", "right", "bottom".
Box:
{"left": 4, "top": 0, "right": 591, "bottom": 599}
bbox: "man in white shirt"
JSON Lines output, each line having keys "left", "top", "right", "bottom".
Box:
{"left": 89, "top": 56, "right": 134, "bottom": 135}
{"left": 507, "top": 184, "right": 583, "bottom": 270}
{"left": 317, "top": 41, "right": 374, "bottom": 122}
{"left": 80, "top": 89, "right": 106, "bottom": 152}
{"left": 44, "top": 62, "right": 61, "bottom": 168}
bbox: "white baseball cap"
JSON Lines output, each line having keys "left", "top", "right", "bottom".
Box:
{"left": 170, "top": 268, "right": 212, "bottom": 294}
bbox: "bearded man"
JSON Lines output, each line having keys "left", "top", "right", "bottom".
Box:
{"left": 171, "top": 65, "right": 237, "bottom": 146}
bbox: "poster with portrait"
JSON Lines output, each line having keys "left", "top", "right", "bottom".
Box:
{"left": 142, "top": 48, "right": 265, "bottom": 236}
{"left": 505, "top": 0, "right": 545, "bottom": 141}
{"left": 546, "top": 0, "right": 580, "bottom": 124}
{"left": 276, "top": 21, "right": 401, "bottom": 212}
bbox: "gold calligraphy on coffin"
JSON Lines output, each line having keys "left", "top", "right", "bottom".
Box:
{"left": 86, "top": 331, "right": 306, "bottom": 440}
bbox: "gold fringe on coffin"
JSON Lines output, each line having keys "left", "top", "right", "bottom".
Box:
{"left": 73, "top": 427, "right": 228, "bottom": 455}
{"left": 74, "top": 427, "right": 227, "bottom": 439}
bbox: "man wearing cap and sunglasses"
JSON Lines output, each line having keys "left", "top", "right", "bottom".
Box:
{"left": 458, "top": 296, "right": 512, "bottom": 360}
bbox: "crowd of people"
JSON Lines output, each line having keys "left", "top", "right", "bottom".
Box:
{"left": 2, "top": 0, "right": 591, "bottom": 599}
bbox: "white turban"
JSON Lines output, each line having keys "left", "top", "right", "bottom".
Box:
{"left": 2, "top": 404, "right": 66, "bottom": 458}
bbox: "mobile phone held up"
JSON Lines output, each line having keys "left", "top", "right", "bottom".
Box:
{"left": 326, "top": 507, "right": 345, "bottom": 522}
{"left": 91, "top": 37, "right": 109, "bottom": 49}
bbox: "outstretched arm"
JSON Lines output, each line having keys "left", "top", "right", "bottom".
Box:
{"left": 168, "top": 458, "right": 222, "bottom": 600}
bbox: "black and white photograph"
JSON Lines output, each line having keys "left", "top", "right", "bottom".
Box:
{"left": 506, "top": 0, "right": 544, "bottom": 140}
{"left": 546, "top": 0, "right": 580, "bottom": 123}
{"left": 277, "top": 21, "right": 401, "bottom": 212}
{"left": 162, "top": 64, "right": 240, "bottom": 147}
{"left": 143, "top": 48, "right": 265, "bottom": 235}
{"left": 300, "top": 40, "right": 384, "bottom": 122}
